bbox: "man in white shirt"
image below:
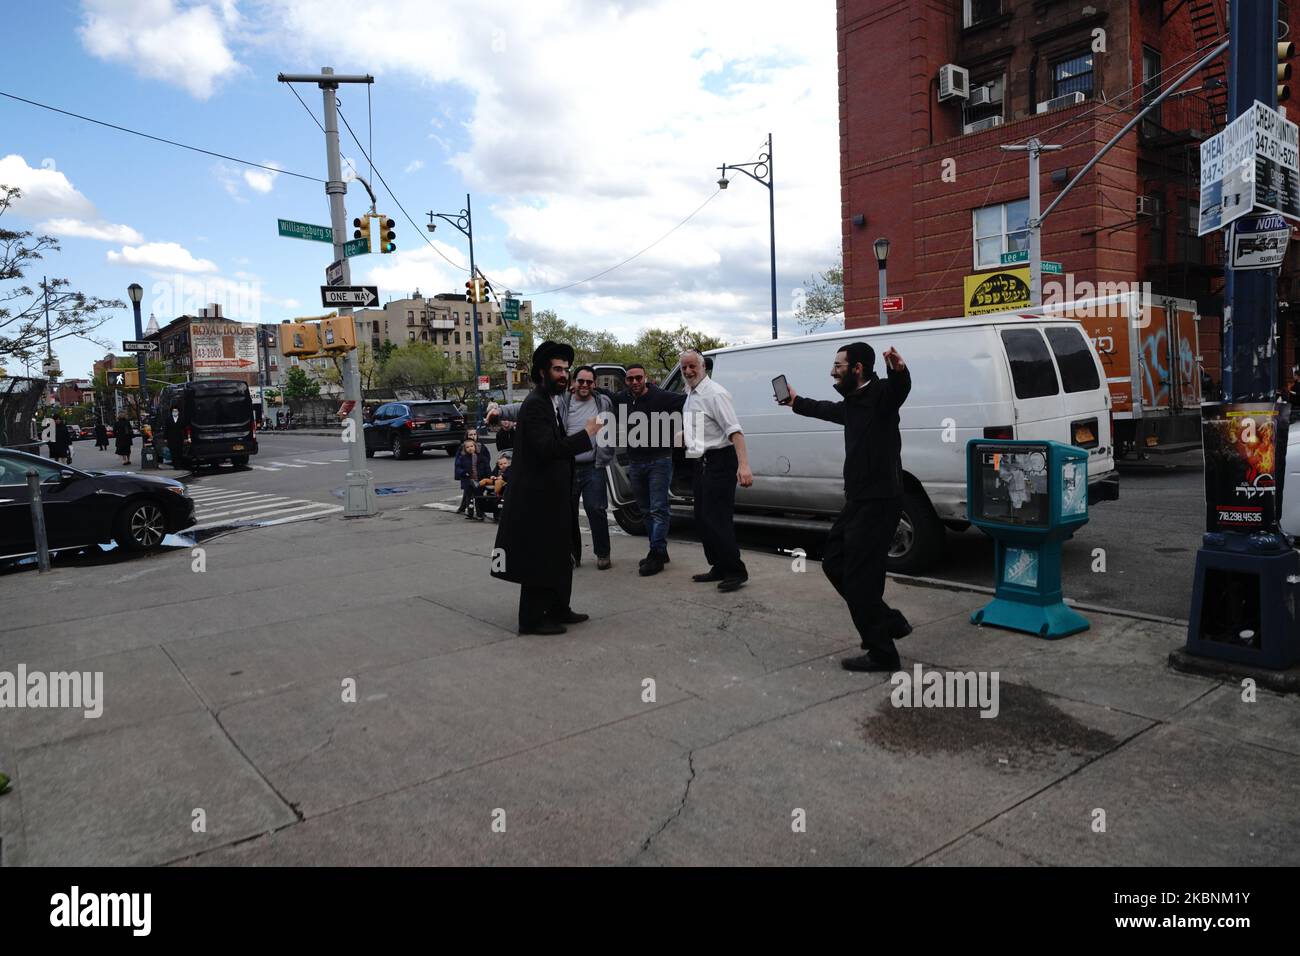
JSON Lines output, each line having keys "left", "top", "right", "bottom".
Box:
{"left": 680, "top": 349, "right": 753, "bottom": 591}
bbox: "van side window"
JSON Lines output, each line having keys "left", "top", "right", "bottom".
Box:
{"left": 1044, "top": 326, "right": 1101, "bottom": 393}
{"left": 1001, "top": 328, "right": 1060, "bottom": 398}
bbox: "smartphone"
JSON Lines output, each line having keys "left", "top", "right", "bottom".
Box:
{"left": 772, "top": 374, "right": 791, "bottom": 403}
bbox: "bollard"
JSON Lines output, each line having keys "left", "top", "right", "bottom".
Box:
{"left": 25, "top": 469, "right": 50, "bottom": 573}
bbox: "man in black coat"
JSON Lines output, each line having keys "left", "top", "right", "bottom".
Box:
{"left": 779, "top": 341, "right": 912, "bottom": 673}
{"left": 490, "top": 341, "right": 602, "bottom": 635}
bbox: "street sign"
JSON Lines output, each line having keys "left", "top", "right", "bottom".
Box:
{"left": 1229, "top": 213, "right": 1292, "bottom": 270}
{"left": 1199, "top": 100, "right": 1300, "bottom": 236}
{"left": 320, "top": 286, "right": 379, "bottom": 307}
{"left": 478, "top": 375, "right": 491, "bottom": 391}
{"left": 278, "top": 219, "right": 334, "bottom": 243}
{"left": 500, "top": 334, "right": 519, "bottom": 361}
{"left": 1000, "top": 250, "right": 1029, "bottom": 265}
{"left": 1041, "top": 261, "right": 1063, "bottom": 275}
{"left": 326, "top": 260, "right": 345, "bottom": 286}
{"left": 343, "top": 237, "right": 369, "bottom": 258}
{"left": 882, "top": 296, "right": 904, "bottom": 313}
{"left": 503, "top": 297, "right": 520, "bottom": 323}
{"left": 122, "top": 340, "right": 159, "bottom": 352}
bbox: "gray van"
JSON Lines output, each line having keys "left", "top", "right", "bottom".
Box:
{"left": 606, "top": 316, "right": 1118, "bottom": 573}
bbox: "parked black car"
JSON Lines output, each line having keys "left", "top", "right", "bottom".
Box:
{"left": 0, "top": 448, "right": 195, "bottom": 564}
{"left": 152, "top": 379, "right": 258, "bottom": 469}
{"left": 363, "top": 401, "right": 466, "bottom": 459}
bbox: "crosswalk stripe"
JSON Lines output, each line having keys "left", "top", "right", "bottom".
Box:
{"left": 187, "top": 490, "right": 264, "bottom": 502}
{"left": 252, "top": 505, "right": 344, "bottom": 527}
{"left": 268, "top": 461, "right": 308, "bottom": 468}
{"left": 250, "top": 464, "right": 281, "bottom": 472}
{"left": 194, "top": 498, "right": 296, "bottom": 521}
{"left": 199, "top": 501, "right": 321, "bottom": 521}
{"left": 190, "top": 503, "right": 342, "bottom": 532}
{"left": 294, "top": 459, "right": 334, "bottom": 465}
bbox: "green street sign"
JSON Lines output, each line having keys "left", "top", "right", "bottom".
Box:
{"left": 278, "top": 219, "right": 334, "bottom": 243}
{"left": 1041, "top": 261, "right": 1063, "bottom": 275}
{"left": 344, "top": 237, "right": 370, "bottom": 258}
{"left": 1000, "top": 250, "right": 1029, "bottom": 264}
{"left": 503, "top": 297, "right": 520, "bottom": 323}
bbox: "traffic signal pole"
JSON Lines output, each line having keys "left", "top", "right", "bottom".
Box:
{"left": 278, "top": 67, "right": 377, "bottom": 518}
{"left": 466, "top": 194, "right": 485, "bottom": 428}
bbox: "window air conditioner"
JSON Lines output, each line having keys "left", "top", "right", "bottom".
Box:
{"left": 1036, "top": 91, "right": 1087, "bottom": 114}
{"left": 969, "top": 86, "right": 992, "bottom": 107}
{"left": 1136, "top": 195, "right": 1159, "bottom": 217}
{"left": 964, "top": 115, "right": 1004, "bottom": 134}
{"left": 938, "top": 64, "right": 970, "bottom": 101}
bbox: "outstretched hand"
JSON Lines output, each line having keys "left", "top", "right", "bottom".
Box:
{"left": 884, "top": 347, "right": 905, "bottom": 371}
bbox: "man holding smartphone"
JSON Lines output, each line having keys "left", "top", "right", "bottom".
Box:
{"left": 777, "top": 342, "right": 912, "bottom": 672}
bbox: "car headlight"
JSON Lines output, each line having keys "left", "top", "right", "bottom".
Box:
{"left": 166, "top": 485, "right": 187, "bottom": 497}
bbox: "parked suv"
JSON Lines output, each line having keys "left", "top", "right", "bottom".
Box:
{"left": 364, "top": 401, "right": 466, "bottom": 459}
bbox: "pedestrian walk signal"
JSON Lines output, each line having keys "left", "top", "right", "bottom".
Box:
{"left": 107, "top": 369, "right": 139, "bottom": 388}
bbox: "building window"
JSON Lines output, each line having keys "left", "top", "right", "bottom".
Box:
{"left": 409, "top": 330, "right": 416, "bottom": 341}
{"left": 407, "top": 310, "right": 414, "bottom": 321}
{"left": 1052, "top": 52, "right": 1094, "bottom": 99}
{"left": 444, "top": 351, "right": 450, "bottom": 359}
{"left": 963, "top": 0, "right": 1001, "bottom": 27}
{"left": 453, "top": 312, "right": 459, "bottom": 323}
{"left": 1147, "top": 193, "right": 1166, "bottom": 262}
{"left": 1176, "top": 199, "right": 1204, "bottom": 265}
{"left": 963, "top": 73, "right": 1005, "bottom": 131}
{"left": 442, "top": 331, "right": 450, "bottom": 345}
{"left": 973, "top": 199, "right": 1030, "bottom": 270}
{"left": 454, "top": 331, "right": 460, "bottom": 345}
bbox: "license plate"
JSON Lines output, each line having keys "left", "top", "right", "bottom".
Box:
{"left": 433, "top": 422, "right": 449, "bottom": 431}
{"left": 232, "top": 444, "right": 245, "bottom": 451}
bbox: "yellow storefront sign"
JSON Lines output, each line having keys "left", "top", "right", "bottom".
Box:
{"left": 963, "top": 267, "right": 1031, "bottom": 315}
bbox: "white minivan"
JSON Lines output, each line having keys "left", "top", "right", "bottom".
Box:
{"left": 607, "top": 313, "right": 1118, "bottom": 573}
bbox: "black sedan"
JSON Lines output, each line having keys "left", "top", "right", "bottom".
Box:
{"left": 363, "top": 400, "right": 466, "bottom": 459}
{"left": 0, "top": 448, "right": 195, "bottom": 564}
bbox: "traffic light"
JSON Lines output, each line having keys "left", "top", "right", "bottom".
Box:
{"left": 480, "top": 276, "right": 492, "bottom": 302}
{"left": 377, "top": 216, "right": 396, "bottom": 254}
{"left": 107, "top": 368, "right": 139, "bottom": 388}
{"left": 1280, "top": 41, "right": 1295, "bottom": 103}
{"left": 465, "top": 279, "right": 476, "bottom": 303}
{"left": 352, "top": 215, "right": 372, "bottom": 253}
{"left": 283, "top": 321, "right": 321, "bottom": 357}
{"left": 319, "top": 316, "right": 357, "bottom": 352}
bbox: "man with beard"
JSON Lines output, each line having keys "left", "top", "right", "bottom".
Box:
{"left": 491, "top": 341, "right": 603, "bottom": 635}
{"left": 778, "top": 341, "right": 912, "bottom": 672}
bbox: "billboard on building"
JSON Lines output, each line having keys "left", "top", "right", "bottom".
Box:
{"left": 963, "top": 267, "right": 1030, "bottom": 315}
{"left": 191, "top": 323, "right": 258, "bottom": 377}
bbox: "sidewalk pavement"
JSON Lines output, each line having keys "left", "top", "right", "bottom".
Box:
{"left": 1, "top": 505, "right": 1298, "bottom": 866}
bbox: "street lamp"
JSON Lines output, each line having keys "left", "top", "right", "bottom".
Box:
{"left": 427, "top": 195, "right": 487, "bottom": 424}
{"left": 874, "top": 237, "right": 891, "bottom": 327}
{"left": 126, "top": 283, "right": 155, "bottom": 468}
{"left": 717, "top": 132, "right": 778, "bottom": 340}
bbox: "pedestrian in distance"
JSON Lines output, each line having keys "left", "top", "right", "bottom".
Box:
{"left": 113, "top": 414, "right": 133, "bottom": 466}
{"left": 48, "top": 414, "right": 72, "bottom": 464}
{"left": 490, "top": 341, "right": 602, "bottom": 635}
{"left": 680, "top": 349, "right": 752, "bottom": 592}
{"left": 777, "top": 342, "right": 913, "bottom": 672}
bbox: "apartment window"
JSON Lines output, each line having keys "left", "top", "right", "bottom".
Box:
{"left": 963, "top": 0, "right": 1001, "bottom": 28}
{"left": 1176, "top": 199, "right": 1204, "bottom": 265}
{"left": 291, "top": 356, "right": 300, "bottom": 365}
{"left": 1148, "top": 193, "right": 1166, "bottom": 262}
{"left": 409, "top": 330, "right": 416, "bottom": 341}
{"left": 973, "top": 199, "right": 1030, "bottom": 269}
{"left": 963, "top": 73, "right": 1005, "bottom": 130}
{"left": 442, "top": 331, "right": 450, "bottom": 345}
{"left": 453, "top": 312, "right": 459, "bottom": 323}
{"left": 1053, "top": 52, "right": 1094, "bottom": 99}
{"left": 454, "top": 331, "right": 460, "bottom": 345}
{"left": 1141, "top": 47, "right": 1162, "bottom": 126}
{"left": 444, "top": 351, "right": 450, "bottom": 359}
{"left": 407, "top": 310, "right": 414, "bottom": 321}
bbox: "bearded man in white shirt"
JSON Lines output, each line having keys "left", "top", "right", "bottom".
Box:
{"left": 680, "top": 349, "right": 753, "bottom": 592}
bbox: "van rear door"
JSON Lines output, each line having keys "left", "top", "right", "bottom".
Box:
{"left": 190, "top": 382, "right": 254, "bottom": 442}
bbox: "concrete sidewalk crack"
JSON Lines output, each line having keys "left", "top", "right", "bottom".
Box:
{"left": 637, "top": 750, "right": 696, "bottom": 858}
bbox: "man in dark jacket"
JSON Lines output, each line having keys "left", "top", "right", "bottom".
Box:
{"left": 491, "top": 341, "right": 602, "bottom": 635}
{"left": 780, "top": 341, "right": 912, "bottom": 672}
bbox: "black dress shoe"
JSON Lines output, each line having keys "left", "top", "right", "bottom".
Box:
{"left": 717, "top": 575, "right": 748, "bottom": 592}
{"left": 551, "top": 610, "right": 589, "bottom": 624}
{"left": 639, "top": 553, "right": 665, "bottom": 577}
{"left": 519, "top": 623, "right": 567, "bottom": 636}
{"left": 841, "top": 653, "right": 901, "bottom": 673}
{"left": 693, "top": 570, "right": 724, "bottom": 583}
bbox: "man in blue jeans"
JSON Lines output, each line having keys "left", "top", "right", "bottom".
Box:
{"left": 611, "top": 364, "right": 687, "bottom": 576}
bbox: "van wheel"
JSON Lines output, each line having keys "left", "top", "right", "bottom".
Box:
{"left": 365, "top": 446, "right": 375, "bottom": 458}
{"left": 613, "top": 502, "right": 647, "bottom": 536}
{"left": 887, "top": 491, "right": 945, "bottom": 575}
{"left": 114, "top": 499, "right": 168, "bottom": 552}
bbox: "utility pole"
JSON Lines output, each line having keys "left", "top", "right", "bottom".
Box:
{"left": 999, "top": 139, "right": 1063, "bottom": 306}
{"left": 278, "top": 67, "right": 377, "bottom": 517}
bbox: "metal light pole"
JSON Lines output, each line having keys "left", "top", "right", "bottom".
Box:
{"left": 427, "top": 197, "right": 485, "bottom": 423}
{"left": 127, "top": 283, "right": 150, "bottom": 460}
{"left": 717, "top": 133, "right": 778, "bottom": 339}
{"left": 999, "top": 138, "right": 1063, "bottom": 306}
{"left": 874, "top": 237, "right": 891, "bottom": 326}
{"left": 278, "top": 67, "right": 377, "bottom": 517}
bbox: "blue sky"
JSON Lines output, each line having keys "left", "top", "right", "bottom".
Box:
{"left": 2, "top": 0, "right": 840, "bottom": 379}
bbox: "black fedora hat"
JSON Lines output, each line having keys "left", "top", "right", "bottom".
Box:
{"left": 530, "top": 340, "right": 575, "bottom": 376}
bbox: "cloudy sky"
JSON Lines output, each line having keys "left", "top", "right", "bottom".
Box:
{"left": 2, "top": 0, "right": 840, "bottom": 378}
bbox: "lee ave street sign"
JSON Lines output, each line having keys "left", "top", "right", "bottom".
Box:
{"left": 278, "top": 219, "right": 334, "bottom": 243}
{"left": 343, "top": 237, "right": 369, "bottom": 258}
{"left": 122, "top": 340, "right": 159, "bottom": 352}
{"left": 1199, "top": 100, "right": 1300, "bottom": 235}
{"left": 320, "top": 286, "right": 379, "bottom": 307}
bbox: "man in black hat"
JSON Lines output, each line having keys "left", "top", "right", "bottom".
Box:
{"left": 491, "top": 341, "right": 603, "bottom": 635}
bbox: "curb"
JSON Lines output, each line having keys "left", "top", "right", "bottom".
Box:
{"left": 1167, "top": 648, "right": 1300, "bottom": 694}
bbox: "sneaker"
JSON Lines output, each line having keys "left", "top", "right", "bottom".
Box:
{"left": 841, "top": 653, "right": 901, "bottom": 673}
{"left": 597, "top": 556, "right": 612, "bottom": 570}
{"left": 639, "top": 552, "right": 665, "bottom": 577}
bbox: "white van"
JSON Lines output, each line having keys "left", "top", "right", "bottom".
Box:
{"left": 607, "top": 314, "right": 1118, "bottom": 573}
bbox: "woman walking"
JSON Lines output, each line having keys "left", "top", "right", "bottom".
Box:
{"left": 94, "top": 420, "right": 108, "bottom": 452}
{"left": 113, "top": 415, "right": 133, "bottom": 466}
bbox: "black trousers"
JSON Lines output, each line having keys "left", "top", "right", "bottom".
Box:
{"left": 518, "top": 577, "right": 572, "bottom": 630}
{"left": 691, "top": 445, "right": 747, "bottom": 578}
{"left": 823, "top": 497, "right": 907, "bottom": 662}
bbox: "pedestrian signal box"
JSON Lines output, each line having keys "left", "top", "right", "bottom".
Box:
{"left": 966, "top": 439, "right": 1090, "bottom": 638}
{"left": 319, "top": 316, "right": 356, "bottom": 352}
{"left": 283, "top": 320, "right": 322, "bottom": 356}
{"left": 107, "top": 369, "right": 139, "bottom": 388}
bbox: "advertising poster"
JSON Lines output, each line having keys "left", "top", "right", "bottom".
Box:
{"left": 1201, "top": 402, "right": 1289, "bottom": 533}
{"left": 191, "top": 323, "right": 258, "bottom": 376}
{"left": 963, "top": 268, "right": 1030, "bottom": 315}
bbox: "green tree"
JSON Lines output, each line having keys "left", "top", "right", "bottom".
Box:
{"left": 629, "top": 325, "right": 729, "bottom": 380}
{"left": 795, "top": 254, "right": 845, "bottom": 334}
{"left": 324, "top": 343, "right": 386, "bottom": 391}
{"left": 1, "top": 185, "right": 122, "bottom": 368}
{"left": 376, "top": 341, "right": 451, "bottom": 397}
{"left": 284, "top": 365, "right": 321, "bottom": 399}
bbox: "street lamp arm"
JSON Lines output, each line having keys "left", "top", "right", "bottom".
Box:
{"left": 719, "top": 157, "right": 772, "bottom": 189}
{"left": 429, "top": 210, "right": 471, "bottom": 238}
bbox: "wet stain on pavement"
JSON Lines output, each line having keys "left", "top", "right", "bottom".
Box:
{"left": 859, "top": 680, "right": 1118, "bottom": 769}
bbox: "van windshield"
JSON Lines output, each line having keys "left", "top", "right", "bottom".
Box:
{"left": 192, "top": 395, "right": 251, "bottom": 426}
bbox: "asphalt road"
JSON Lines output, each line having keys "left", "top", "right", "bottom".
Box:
{"left": 36, "top": 435, "right": 1205, "bottom": 619}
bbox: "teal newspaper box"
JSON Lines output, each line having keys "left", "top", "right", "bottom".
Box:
{"left": 966, "top": 439, "right": 1090, "bottom": 638}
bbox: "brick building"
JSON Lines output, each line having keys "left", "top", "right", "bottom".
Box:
{"left": 838, "top": 0, "right": 1300, "bottom": 386}
{"left": 352, "top": 289, "right": 532, "bottom": 368}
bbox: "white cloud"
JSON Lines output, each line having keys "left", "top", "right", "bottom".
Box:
{"left": 260, "top": 0, "right": 840, "bottom": 343}
{"left": 360, "top": 241, "right": 469, "bottom": 297}
{"left": 282, "top": 298, "right": 301, "bottom": 309}
{"left": 0, "top": 154, "right": 98, "bottom": 220}
{"left": 107, "top": 241, "right": 219, "bottom": 273}
{"left": 78, "top": 0, "right": 241, "bottom": 100}
{"left": 404, "top": 159, "right": 425, "bottom": 174}
{"left": 37, "top": 218, "right": 145, "bottom": 244}
{"left": 243, "top": 163, "right": 280, "bottom": 193}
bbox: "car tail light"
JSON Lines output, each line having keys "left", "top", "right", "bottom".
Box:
{"left": 983, "top": 425, "right": 1014, "bottom": 440}
{"left": 405, "top": 419, "right": 416, "bottom": 429}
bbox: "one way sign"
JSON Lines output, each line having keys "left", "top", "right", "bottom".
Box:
{"left": 320, "top": 285, "right": 379, "bottom": 307}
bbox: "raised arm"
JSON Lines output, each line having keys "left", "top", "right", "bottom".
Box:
{"left": 520, "top": 395, "right": 592, "bottom": 461}
{"left": 791, "top": 395, "right": 847, "bottom": 424}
